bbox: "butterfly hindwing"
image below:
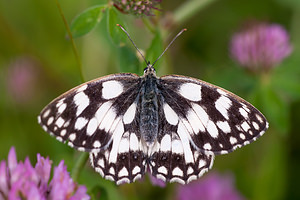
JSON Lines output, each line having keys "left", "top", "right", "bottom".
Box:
{"left": 38, "top": 73, "right": 141, "bottom": 152}
{"left": 159, "top": 75, "right": 268, "bottom": 154}
{"left": 148, "top": 109, "right": 215, "bottom": 184}
{"left": 90, "top": 92, "right": 147, "bottom": 184}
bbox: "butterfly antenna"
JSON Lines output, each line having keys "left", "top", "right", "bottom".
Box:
{"left": 152, "top": 28, "right": 187, "bottom": 66}
{"left": 117, "top": 24, "right": 149, "bottom": 66}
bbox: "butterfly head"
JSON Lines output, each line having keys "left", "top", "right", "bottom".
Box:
{"left": 143, "top": 63, "right": 156, "bottom": 76}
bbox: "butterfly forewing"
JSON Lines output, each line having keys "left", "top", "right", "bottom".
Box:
{"left": 159, "top": 75, "right": 268, "bottom": 154}
{"left": 38, "top": 73, "right": 141, "bottom": 152}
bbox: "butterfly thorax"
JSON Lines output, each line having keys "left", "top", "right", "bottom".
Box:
{"left": 139, "top": 65, "right": 159, "bottom": 146}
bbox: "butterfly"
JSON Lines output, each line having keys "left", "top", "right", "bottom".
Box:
{"left": 38, "top": 25, "right": 268, "bottom": 185}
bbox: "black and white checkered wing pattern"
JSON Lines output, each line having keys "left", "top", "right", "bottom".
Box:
{"left": 148, "top": 112, "right": 214, "bottom": 184}
{"left": 38, "top": 73, "right": 141, "bottom": 152}
{"left": 159, "top": 75, "right": 268, "bottom": 155}
{"left": 89, "top": 109, "right": 147, "bottom": 184}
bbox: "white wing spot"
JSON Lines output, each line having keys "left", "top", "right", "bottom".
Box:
{"left": 230, "top": 137, "right": 237, "bottom": 145}
{"left": 123, "top": 103, "right": 136, "bottom": 124}
{"left": 56, "top": 98, "right": 65, "bottom": 108}
{"left": 132, "top": 166, "right": 140, "bottom": 175}
{"left": 118, "top": 135, "right": 129, "bottom": 153}
{"left": 217, "top": 88, "right": 228, "bottom": 96}
{"left": 43, "top": 109, "right": 50, "bottom": 118}
{"left": 241, "top": 121, "right": 250, "bottom": 132}
{"left": 198, "top": 159, "right": 206, "bottom": 168}
{"left": 172, "top": 167, "right": 183, "bottom": 176}
{"left": 63, "top": 120, "right": 70, "bottom": 128}
{"left": 216, "top": 121, "right": 231, "bottom": 133}
{"left": 156, "top": 174, "right": 166, "bottom": 182}
{"left": 163, "top": 103, "right": 179, "bottom": 125}
{"left": 256, "top": 114, "right": 264, "bottom": 123}
{"left": 99, "top": 107, "right": 117, "bottom": 132}
{"left": 109, "top": 167, "right": 115, "bottom": 175}
{"left": 171, "top": 139, "right": 183, "bottom": 154}
{"left": 170, "top": 177, "right": 185, "bottom": 184}
{"left": 97, "top": 158, "right": 104, "bottom": 168}
{"left": 74, "top": 92, "right": 90, "bottom": 116}
{"left": 93, "top": 140, "right": 101, "bottom": 148}
{"left": 239, "top": 133, "right": 245, "bottom": 140}
{"left": 109, "top": 121, "right": 125, "bottom": 164}
{"left": 55, "top": 117, "right": 65, "bottom": 128}
{"left": 187, "top": 108, "right": 205, "bottom": 133}
{"left": 252, "top": 121, "right": 259, "bottom": 130}
{"left": 239, "top": 107, "right": 249, "bottom": 119}
{"left": 187, "top": 166, "right": 194, "bottom": 175}
{"left": 69, "top": 133, "right": 76, "bottom": 141}
{"left": 203, "top": 143, "right": 212, "bottom": 150}
{"left": 87, "top": 117, "right": 98, "bottom": 136}
{"left": 75, "top": 117, "right": 88, "bottom": 130}
{"left": 187, "top": 175, "right": 197, "bottom": 183}
{"left": 192, "top": 103, "right": 209, "bottom": 132}
{"left": 158, "top": 166, "right": 168, "bottom": 175}
{"left": 179, "top": 83, "right": 202, "bottom": 101}
{"left": 95, "top": 102, "right": 113, "bottom": 127}
{"left": 129, "top": 133, "right": 139, "bottom": 151}
{"left": 207, "top": 120, "right": 219, "bottom": 138}
{"left": 215, "top": 96, "right": 232, "bottom": 120}
{"left": 242, "top": 103, "right": 250, "bottom": 112}
{"left": 102, "top": 80, "right": 123, "bottom": 99}
{"left": 177, "top": 122, "right": 194, "bottom": 163}
{"left": 118, "top": 167, "right": 129, "bottom": 177}
{"left": 47, "top": 117, "right": 54, "bottom": 126}
{"left": 60, "top": 129, "right": 66, "bottom": 137}
{"left": 160, "top": 134, "right": 171, "bottom": 152}
{"left": 76, "top": 84, "right": 87, "bottom": 93}
{"left": 58, "top": 103, "right": 67, "bottom": 114}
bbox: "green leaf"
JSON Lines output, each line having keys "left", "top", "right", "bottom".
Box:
{"left": 118, "top": 46, "right": 140, "bottom": 74}
{"left": 252, "top": 84, "right": 290, "bottom": 134}
{"left": 146, "top": 30, "right": 163, "bottom": 69}
{"left": 70, "top": 5, "right": 106, "bottom": 38}
{"left": 107, "top": 7, "right": 128, "bottom": 46}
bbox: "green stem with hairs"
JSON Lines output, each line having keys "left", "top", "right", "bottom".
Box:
{"left": 71, "top": 152, "right": 89, "bottom": 182}
{"left": 173, "top": 0, "right": 218, "bottom": 25}
{"left": 55, "top": 0, "right": 85, "bottom": 83}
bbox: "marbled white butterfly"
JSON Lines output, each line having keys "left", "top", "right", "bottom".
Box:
{"left": 38, "top": 25, "right": 268, "bottom": 185}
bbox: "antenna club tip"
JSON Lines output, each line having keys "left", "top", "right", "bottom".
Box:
{"left": 116, "top": 24, "right": 120, "bottom": 26}
{"left": 183, "top": 28, "right": 187, "bottom": 31}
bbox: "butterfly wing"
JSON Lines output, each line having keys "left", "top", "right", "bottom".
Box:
{"left": 159, "top": 75, "right": 268, "bottom": 155}
{"left": 148, "top": 111, "right": 214, "bottom": 184}
{"left": 38, "top": 73, "right": 142, "bottom": 152}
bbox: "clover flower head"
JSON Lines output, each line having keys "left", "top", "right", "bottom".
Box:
{"left": 176, "top": 172, "right": 244, "bottom": 200}
{"left": 113, "top": 0, "right": 162, "bottom": 16}
{"left": 0, "top": 147, "right": 90, "bottom": 200}
{"left": 230, "top": 23, "right": 293, "bottom": 71}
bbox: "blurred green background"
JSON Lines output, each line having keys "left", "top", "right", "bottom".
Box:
{"left": 1, "top": 0, "right": 300, "bottom": 199}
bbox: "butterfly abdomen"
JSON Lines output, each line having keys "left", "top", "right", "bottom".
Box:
{"left": 139, "top": 74, "right": 159, "bottom": 145}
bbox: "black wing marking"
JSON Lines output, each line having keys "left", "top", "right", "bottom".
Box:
{"left": 38, "top": 73, "right": 141, "bottom": 152}
{"left": 159, "top": 75, "right": 268, "bottom": 154}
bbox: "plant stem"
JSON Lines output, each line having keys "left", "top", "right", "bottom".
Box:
{"left": 142, "top": 18, "right": 156, "bottom": 34}
{"left": 173, "top": 0, "right": 218, "bottom": 25}
{"left": 71, "top": 152, "right": 89, "bottom": 181}
{"left": 55, "top": 0, "right": 85, "bottom": 83}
